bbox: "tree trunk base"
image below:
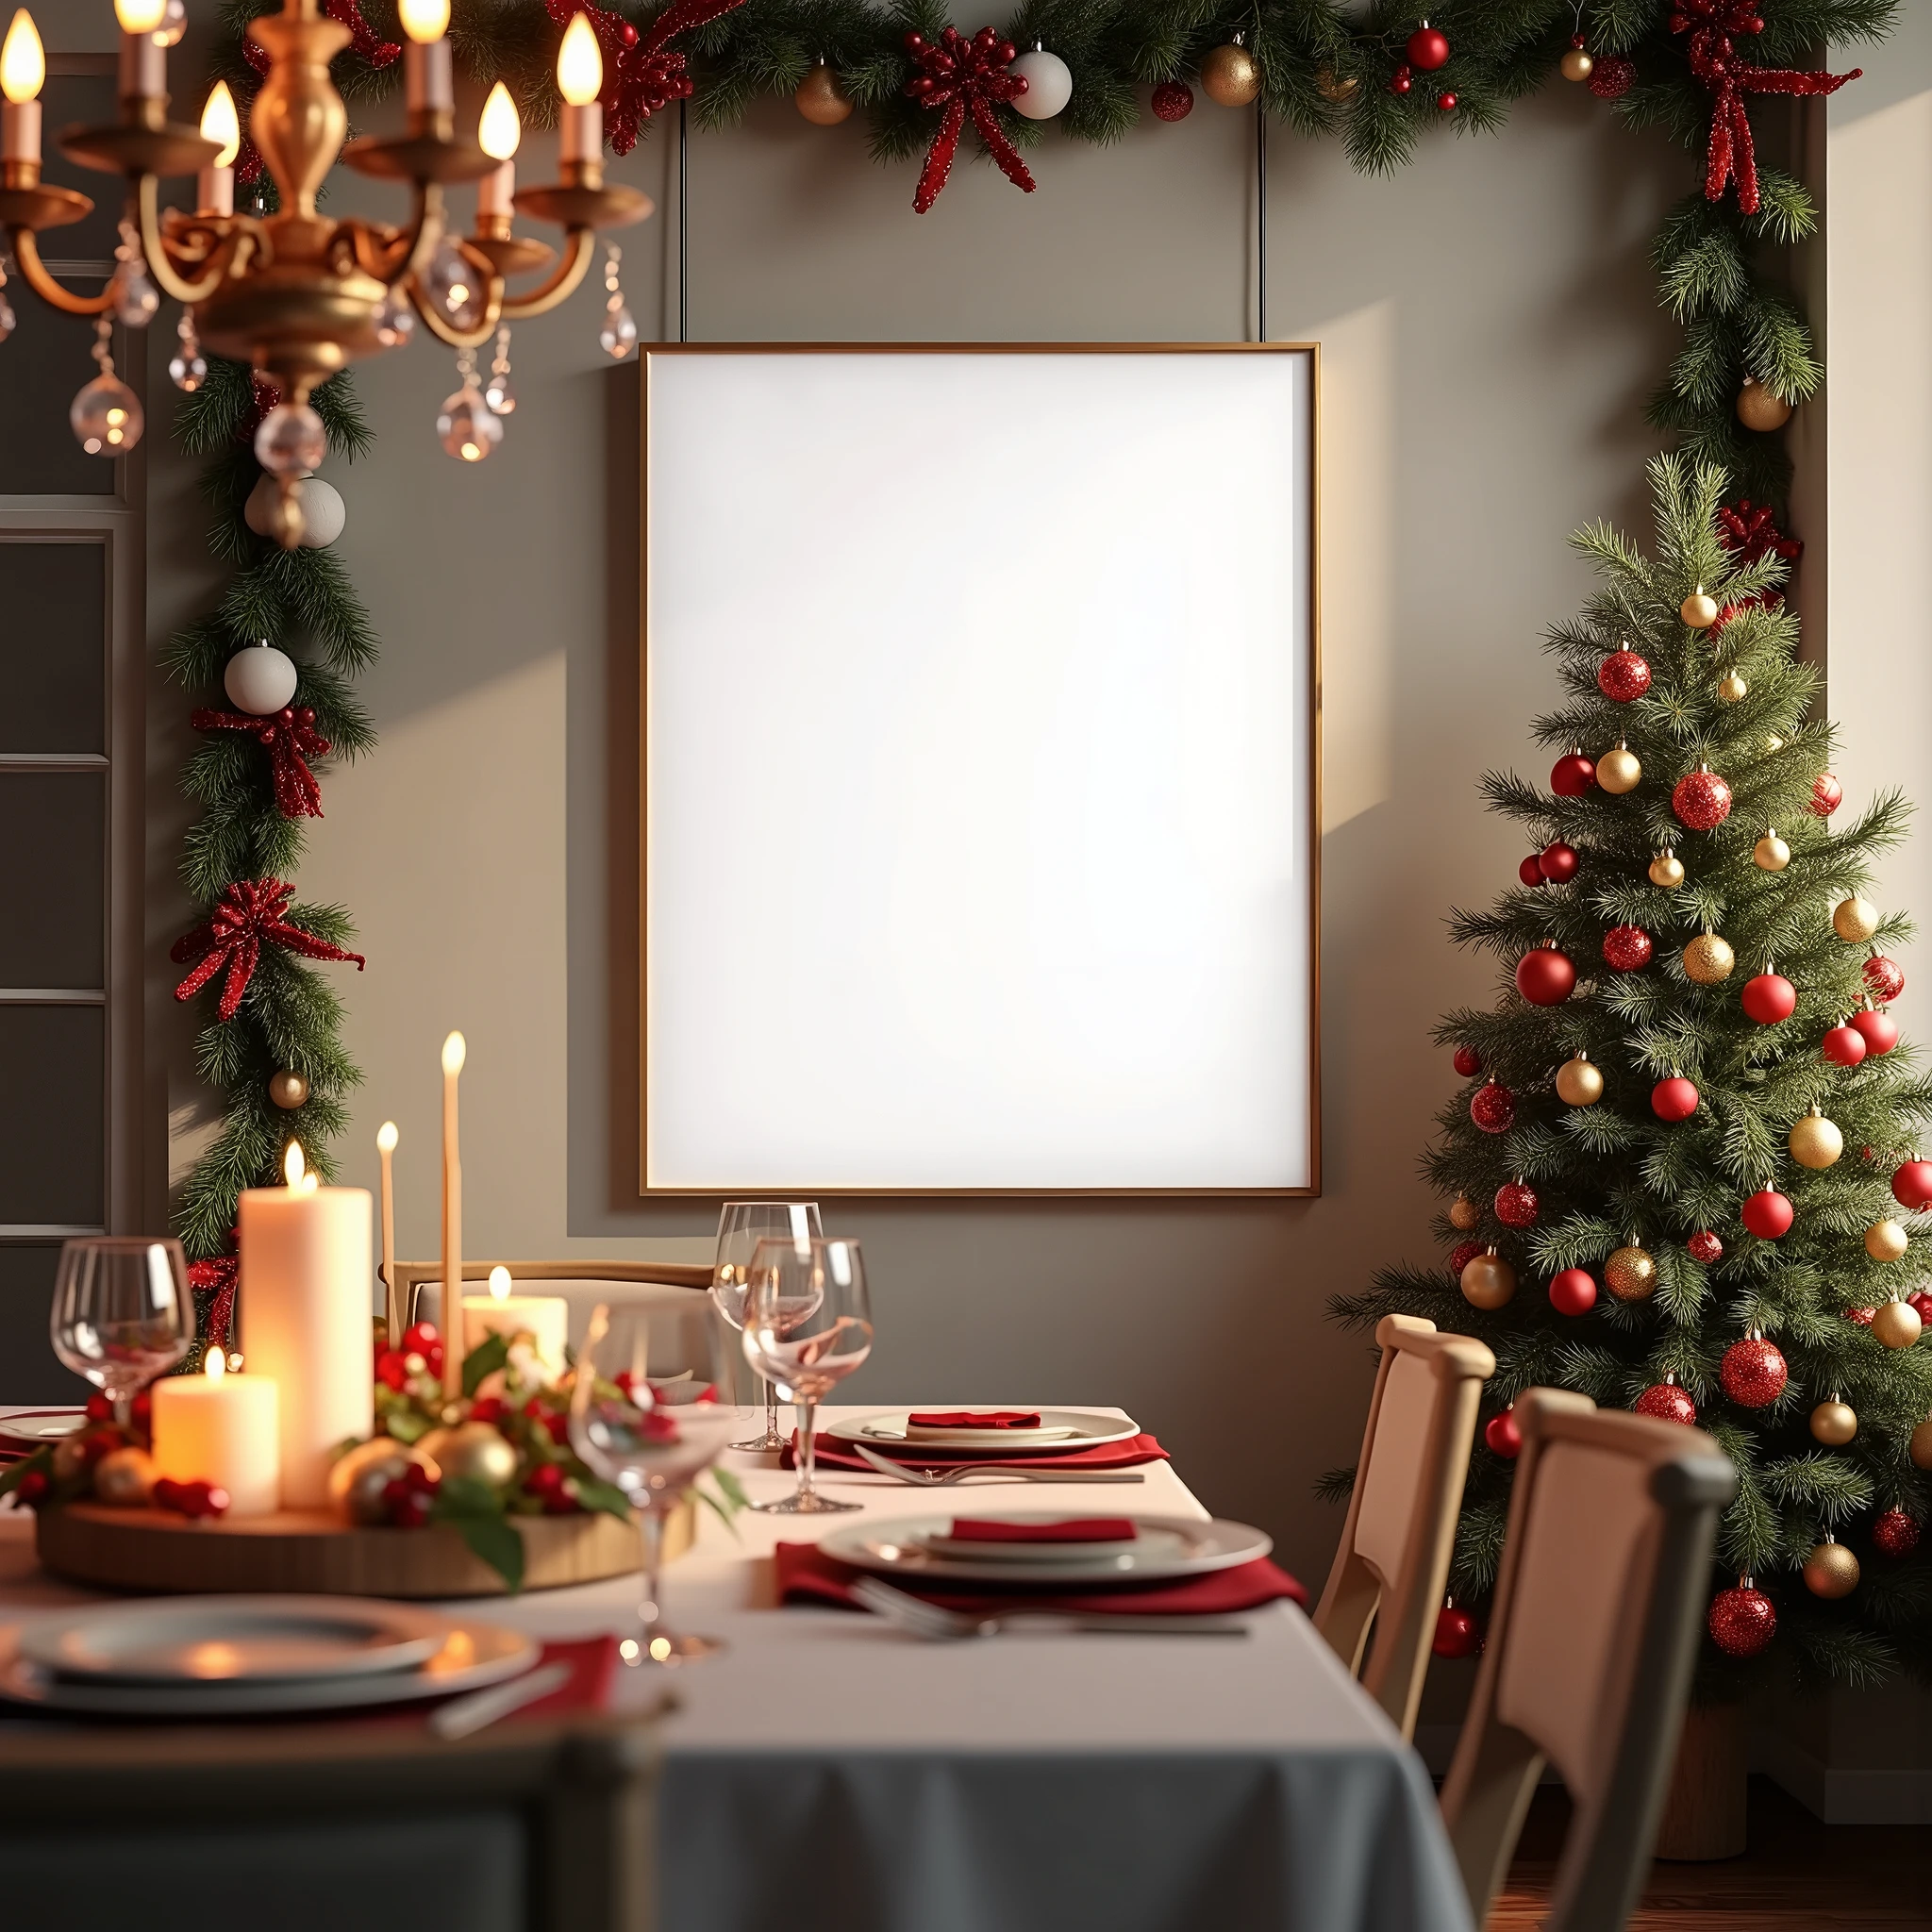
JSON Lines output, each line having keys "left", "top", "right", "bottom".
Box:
{"left": 1652, "top": 1700, "right": 1747, "bottom": 1861}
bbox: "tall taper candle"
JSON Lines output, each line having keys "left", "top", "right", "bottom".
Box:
{"left": 376, "top": 1119, "right": 399, "bottom": 1341}
{"left": 1, "top": 10, "right": 45, "bottom": 172}
{"left": 441, "top": 1032, "right": 465, "bottom": 1398}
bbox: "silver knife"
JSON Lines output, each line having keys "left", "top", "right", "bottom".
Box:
{"left": 429, "top": 1660, "right": 571, "bottom": 1740}
{"left": 851, "top": 1443, "right": 1145, "bottom": 1483}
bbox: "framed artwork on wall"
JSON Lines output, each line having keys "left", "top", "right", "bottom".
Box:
{"left": 641, "top": 343, "right": 1319, "bottom": 1195}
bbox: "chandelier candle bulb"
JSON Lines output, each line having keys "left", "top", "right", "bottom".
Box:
{"left": 475, "top": 81, "right": 519, "bottom": 224}
{"left": 1, "top": 8, "right": 42, "bottom": 170}
{"left": 398, "top": 0, "right": 453, "bottom": 120}
{"left": 196, "top": 78, "right": 238, "bottom": 217}
{"left": 150, "top": 1346, "right": 279, "bottom": 1517}
{"left": 463, "top": 1265, "right": 569, "bottom": 1382}
{"left": 557, "top": 12, "right": 604, "bottom": 182}
{"left": 376, "top": 1120, "right": 399, "bottom": 1340}
{"left": 441, "top": 1030, "right": 465, "bottom": 1398}
{"left": 238, "top": 1142, "right": 374, "bottom": 1508}
{"left": 113, "top": 0, "right": 166, "bottom": 107}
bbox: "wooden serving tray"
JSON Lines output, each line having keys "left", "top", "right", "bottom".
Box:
{"left": 34, "top": 1498, "right": 692, "bottom": 1599}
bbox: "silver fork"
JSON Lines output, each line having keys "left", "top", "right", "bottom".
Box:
{"left": 850, "top": 1574, "right": 1248, "bottom": 1640}
{"left": 850, "top": 1443, "right": 1144, "bottom": 1486}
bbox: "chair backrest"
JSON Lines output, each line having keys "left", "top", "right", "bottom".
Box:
{"left": 393, "top": 1258, "right": 712, "bottom": 1352}
{"left": 1438, "top": 1390, "right": 1735, "bottom": 1932}
{"left": 1312, "top": 1313, "right": 1495, "bottom": 1739}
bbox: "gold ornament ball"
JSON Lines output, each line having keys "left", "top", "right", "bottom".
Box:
{"left": 1448, "top": 1193, "right": 1481, "bottom": 1231}
{"left": 794, "top": 63, "right": 854, "bottom": 125}
{"left": 1682, "top": 934, "right": 1735, "bottom": 985}
{"left": 1596, "top": 745, "right": 1642, "bottom": 794}
{"left": 1559, "top": 46, "right": 1593, "bottom": 81}
{"left": 1808, "top": 1400, "right": 1857, "bottom": 1447}
{"left": 1833, "top": 896, "right": 1880, "bottom": 943}
{"left": 1314, "top": 66, "right": 1358, "bottom": 102}
{"left": 1912, "top": 1417, "right": 1932, "bottom": 1470}
{"left": 1717, "top": 670, "right": 1749, "bottom": 703}
{"left": 1754, "top": 831, "right": 1790, "bottom": 872}
{"left": 1459, "top": 1251, "right": 1517, "bottom": 1310}
{"left": 1604, "top": 1244, "right": 1657, "bottom": 1303}
{"left": 1200, "top": 42, "right": 1261, "bottom": 108}
{"left": 1649, "top": 850, "right": 1685, "bottom": 889}
{"left": 93, "top": 1444, "right": 157, "bottom": 1507}
{"left": 1737, "top": 377, "right": 1793, "bottom": 433}
{"left": 418, "top": 1420, "right": 520, "bottom": 1489}
{"left": 327, "top": 1438, "right": 437, "bottom": 1526}
{"left": 1788, "top": 1109, "right": 1843, "bottom": 1171}
{"left": 1556, "top": 1055, "right": 1604, "bottom": 1107}
{"left": 1872, "top": 1299, "right": 1924, "bottom": 1350}
{"left": 1802, "top": 1540, "right": 1860, "bottom": 1599}
{"left": 1866, "top": 1218, "right": 1909, "bottom": 1263}
{"left": 268, "top": 1068, "right": 309, "bottom": 1110}
{"left": 1680, "top": 588, "right": 1720, "bottom": 629}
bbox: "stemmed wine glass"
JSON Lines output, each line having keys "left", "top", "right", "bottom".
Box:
{"left": 711, "top": 1200, "right": 821, "bottom": 1451}
{"left": 742, "top": 1235, "right": 874, "bottom": 1515}
{"left": 568, "top": 1290, "right": 739, "bottom": 1665}
{"left": 50, "top": 1237, "right": 192, "bottom": 1424}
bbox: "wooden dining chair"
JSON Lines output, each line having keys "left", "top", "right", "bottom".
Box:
{"left": 390, "top": 1257, "right": 711, "bottom": 1349}
{"left": 1438, "top": 1390, "right": 1736, "bottom": 1932}
{"left": 0, "top": 1709, "right": 667, "bottom": 1932}
{"left": 1313, "top": 1312, "right": 1496, "bottom": 1740}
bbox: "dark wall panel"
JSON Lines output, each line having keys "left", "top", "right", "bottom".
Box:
{"left": 0, "top": 1006, "right": 104, "bottom": 1225}
{"left": 0, "top": 541, "right": 107, "bottom": 753}
{"left": 0, "top": 772, "right": 105, "bottom": 985}
{"left": 0, "top": 1242, "right": 89, "bottom": 1403}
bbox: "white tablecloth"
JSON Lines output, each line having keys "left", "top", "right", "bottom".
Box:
{"left": 0, "top": 1406, "right": 1472, "bottom": 1932}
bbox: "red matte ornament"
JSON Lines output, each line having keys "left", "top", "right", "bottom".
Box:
{"left": 1597, "top": 647, "right": 1652, "bottom": 701}
{"left": 1484, "top": 1409, "right": 1522, "bottom": 1459}
{"left": 1432, "top": 1604, "right": 1480, "bottom": 1658}
{"left": 1603, "top": 924, "right": 1653, "bottom": 972}
{"left": 1822, "top": 1024, "right": 1868, "bottom": 1068}
{"left": 1519, "top": 855, "right": 1546, "bottom": 888}
{"left": 171, "top": 878, "right": 366, "bottom": 1023}
{"left": 1810, "top": 772, "right": 1842, "bottom": 817}
{"left": 1550, "top": 752, "right": 1596, "bottom": 797}
{"left": 1436, "top": 91, "right": 1457, "bottom": 110}
{"left": 1910, "top": 1291, "right": 1932, "bottom": 1326}
{"left": 1672, "top": 767, "right": 1733, "bottom": 831}
{"left": 1707, "top": 1583, "right": 1776, "bottom": 1657}
{"left": 1494, "top": 1181, "right": 1539, "bottom": 1229}
{"left": 1688, "top": 1231, "right": 1723, "bottom": 1264}
{"left": 1740, "top": 973, "right": 1796, "bottom": 1024}
{"left": 902, "top": 26, "right": 1036, "bottom": 211}
{"left": 1852, "top": 1008, "right": 1899, "bottom": 1056}
{"left": 1453, "top": 1044, "right": 1483, "bottom": 1078}
{"left": 1150, "top": 78, "right": 1193, "bottom": 119}
{"left": 1539, "top": 841, "right": 1578, "bottom": 883}
{"left": 1515, "top": 947, "right": 1575, "bottom": 1007}
{"left": 1873, "top": 1509, "right": 1922, "bottom": 1559}
{"left": 1548, "top": 1268, "right": 1597, "bottom": 1316}
{"left": 1720, "top": 1336, "right": 1788, "bottom": 1407}
{"left": 1866, "top": 956, "right": 1907, "bottom": 1002}
{"left": 1636, "top": 1380, "right": 1698, "bottom": 1425}
{"left": 1470, "top": 1082, "right": 1516, "bottom": 1135}
{"left": 1652, "top": 1075, "right": 1699, "bottom": 1122}
{"left": 1407, "top": 23, "right": 1449, "bottom": 70}
{"left": 1741, "top": 1189, "right": 1793, "bottom": 1239}
{"left": 1892, "top": 1160, "right": 1932, "bottom": 1210}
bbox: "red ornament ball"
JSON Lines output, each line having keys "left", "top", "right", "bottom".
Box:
{"left": 1390, "top": 64, "right": 1412, "bottom": 94}
{"left": 1845, "top": 1306, "right": 1876, "bottom": 1327}
{"left": 1470, "top": 1082, "right": 1515, "bottom": 1135}
{"left": 1452, "top": 1043, "right": 1483, "bottom": 1078}
{"left": 1873, "top": 1508, "right": 1922, "bottom": 1559}
{"left": 1740, "top": 973, "right": 1797, "bottom": 1024}
{"left": 1822, "top": 1023, "right": 1868, "bottom": 1068}
{"left": 1741, "top": 1189, "right": 1794, "bottom": 1239}
{"left": 1539, "top": 841, "right": 1578, "bottom": 884}
{"left": 1866, "top": 956, "right": 1907, "bottom": 1002}
{"left": 1436, "top": 91, "right": 1457, "bottom": 110}
{"left": 1548, "top": 1267, "right": 1597, "bottom": 1316}
{"left": 1707, "top": 1584, "right": 1777, "bottom": 1658}
{"left": 1407, "top": 24, "right": 1450, "bottom": 70}
{"left": 1651, "top": 1075, "right": 1700, "bottom": 1122}
{"left": 1603, "top": 924, "right": 1653, "bottom": 972}
{"left": 1432, "top": 1604, "right": 1480, "bottom": 1659}
{"left": 1484, "top": 1409, "right": 1522, "bottom": 1459}
{"left": 1892, "top": 1159, "right": 1932, "bottom": 1210}
{"left": 1852, "top": 1008, "right": 1900, "bottom": 1056}
{"left": 1550, "top": 752, "right": 1596, "bottom": 797}
{"left": 1672, "top": 768, "right": 1733, "bottom": 832}
{"left": 1720, "top": 1336, "right": 1789, "bottom": 1407}
{"left": 1635, "top": 1381, "right": 1698, "bottom": 1426}
{"left": 1448, "top": 1240, "right": 1485, "bottom": 1278}
{"left": 1588, "top": 54, "right": 1637, "bottom": 99}
{"left": 1519, "top": 854, "right": 1545, "bottom": 888}
{"left": 1688, "top": 1231, "right": 1724, "bottom": 1264}
{"left": 1494, "top": 1181, "right": 1539, "bottom": 1228}
{"left": 1810, "top": 772, "right": 1842, "bottom": 818}
{"left": 1910, "top": 1291, "right": 1932, "bottom": 1325}
{"left": 1597, "top": 647, "right": 1653, "bottom": 702}
{"left": 1151, "top": 80, "right": 1192, "bottom": 120}
{"left": 1515, "top": 946, "right": 1575, "bottom": 1007}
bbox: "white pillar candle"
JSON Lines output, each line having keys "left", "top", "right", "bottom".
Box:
{"left": 239, "top": 1146, "right": 374, "bottom": 1509}
{"left": 463, "top": 1267, "right": 568, "bottom": 1381}
{"left": 440, "top": 1032, "right": 465, "bottom": 1398}
{"left": 151, "top": 1351, "right": 280, "bottom": 1517}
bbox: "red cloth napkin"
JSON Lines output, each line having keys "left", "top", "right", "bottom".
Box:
{"left": 331, "top": 1635, "right": 621, "bottom": 1732}
{"left": 906, "top": 1410, "right": 1042, "bottom": 1429}
{"left": 945, "top": 1518, "right": 1138, "bottom": 1542}
{"left": 786, "top": 1431, "right": 1171, "bottom": 1473}
{"left": 775, "top": 1541, "right": 1304, "bottom": 1616}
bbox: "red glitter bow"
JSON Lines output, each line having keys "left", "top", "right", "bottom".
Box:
{"left": 192, "top": 704, "right": 332, "bottom": 819}
{"left": 1716, "top": 497, "right": 1802, "bottom": 607}
{"left": 172, "top": 879, "right": 365, "bottom": 1023}
{"left": 546, "top": 0, "right": 751, "bottom": 156}
{"left": 1672, "top": 2, "right": 1858, "bottom": 214}
{"left": 904, "top": 26, "right": 1034, "bottom": 214}
{"left": 188, "top": 1253, "right": 239, "bottom": 1349}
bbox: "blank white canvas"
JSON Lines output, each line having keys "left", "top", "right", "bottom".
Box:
{"left": 644, "top": 348, "right": 1314, "bottom": 1191}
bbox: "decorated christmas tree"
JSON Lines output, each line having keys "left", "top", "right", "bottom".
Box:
{"left": 1335, "top": 455, "right": 1932, "bottom": 1687}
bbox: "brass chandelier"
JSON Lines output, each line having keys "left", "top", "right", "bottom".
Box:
{"left": 0, "top": 0, "right": 649, "bottom": 542}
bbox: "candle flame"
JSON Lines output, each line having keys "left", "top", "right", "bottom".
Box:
{"left": 488, "top": 1264, "right": 512, "bottom": 1302}
{"left": 199, "top": 79, "right": 239, "bottom": 166}
{"left": 557, "top": 12, "right": 602, "bottom": 106}
{"left": 397, "top": 0, "right": 449, "bottom": 43}
{"left": 376, "top": 1120, "right": 399, "bottom": 1155}
{"left": 478, "top": 80, "right": 520, "bottom": 160}
{"left": 113, "top": 0, "right": 166, "bottom": 33}
{"left": 206, "top": 1346, "right": 226, "bottom": 1382}
{"left": 1, "top": 10, "right": 42, "bottom": 103}
{"left": 441, "top": 1030, "right": 466, "bottom": 1076}
{"left": 284, "top": 1141, "right": 306, "bottom": 1189}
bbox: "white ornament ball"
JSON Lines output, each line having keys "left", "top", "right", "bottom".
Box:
{"left": 1009, "top": 48, "right": 1073, "bottom": 120}
{"left": 245, "top": 472, "right": 345, "bottom": 548}
{"left": 223, "top": 641, "right": 299, "bottom": 716}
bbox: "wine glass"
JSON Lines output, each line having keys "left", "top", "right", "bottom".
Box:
{"left": 711, "top": 1200, "right": 821, "bottom": 1451}
{"left": 569, "top": 1290, "right": 739, "bottom": 1665}
{"left": 50, "top": 1237, "right": 192, "bottom": 1424}
{"left": 742, "top": 1235, "right": 874, "bottom": 1515}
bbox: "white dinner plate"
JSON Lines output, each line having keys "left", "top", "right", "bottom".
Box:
{"left": 819, "top": 1511, "right": 1272, "bottom": 1586}
{"left": 0, "top": 1408, "right": 87, "bottom": 1453}
{"left": 920, "top": 1529, "right": 1144, "bottom": 1565}
{"left": 829, "top": 1409, "right": 1141, "bottom": 1455}
{"left": 0, "top": 1618, "right": 537, "bottom": 1717}
{"left": 20, "top": 1595, "right": 451, "bottom": 1686}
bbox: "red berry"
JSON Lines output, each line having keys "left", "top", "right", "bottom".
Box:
{"left": 1515, "top": 946, "right": 1575, "bottom": 1007}
{"left": 375, "top": 1349, "right": 410, "bottom": 1391}
{"left": 1391, "top": 66, "right": 1412, "bottom": 94}
{"left": 1851, "top": 1008, "right": 1900, "bottom": 1056}
{"left": 1494, "top": 1181, "right": 1539, "bottom": 1228}
{"left": 1484, "top": 1409, "right": 1522, "bottom": 1458}
{"left": 1603, "top": 924, "right": 1653, "bottom": 972}
{"left": 1740, "top": 973, "right": 1796, "bottom": 1024}
{"left": 85, "top": 1392, "right": 113, "bottom": 1422}
{"left": 1651, "top": 1075, "right": 1699, "bottom": 1122}
{"left": 1519, "top": 854, "right": 1545, "bottom": 888}
{"left": 1810, "top": 772, "right": 1842, "bottom": 817}
{"left": 1538, "top": 841, "right": 1578, "bottom": 883}
{"left": 1688, "top": 1231, "right": 1723, "bottom": 1264}
{"left": 1548, "top": 1268, "right": 1597, "bottom": 1316}
{"left": 1407, "top": 25, "right": 1450, "bottom": 70}
{"left": 1866, "top": 956, "right": 1907, "bottom": 1002}
{"left": 1452, "top": 1044, "right": 1482, "bottom": 1078}
{"left": 1436, "top": 91, "right": 1457, "bottom": 110}
{"left": 1822, "top": 1023, "right": 1868, "bottom": 1068}
{"left": 403, "top": 1322, "right": 441, "bottom": 1355}
{"left": 525, "top": 1460, "right": 567, "bottom": 1493}
{"left": 1432, "top": 1605, "right": 1480, "bottom": 1658}
{"left": 15, "top": 1470, "right": 49, "bottom": 1506}
{"left": 469, "top": 1395, "right": 507, "bottom": 1425}
{"left": 1550, "top": 752, "right": 1596, "bottom": 796}
{"left": 1635, "top": 1381, "right": 1698, "bottom": 1425}
{"left": 1741, "top": 1189, "right": 1793, "bottom": 1239}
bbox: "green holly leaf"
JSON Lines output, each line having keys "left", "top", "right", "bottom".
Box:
{"left": 573, "top": 1475, "right": 634, "bottom": 1522}
{"left": 460, "top": 1329, "right": 510, "bottom": 1398}
{"left": 429, "top": 1474, "right": 525, "bottom": 1590}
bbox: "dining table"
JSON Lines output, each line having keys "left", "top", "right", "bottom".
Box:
{"left": 0, "top": 1403, "right": 1474, "bottom": 1932}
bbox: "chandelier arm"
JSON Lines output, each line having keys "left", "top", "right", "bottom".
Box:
{"left": 498, "top": 228, "right": 598, "bottom": 321}
{"left": 137, "top": 175, "right": 236, "bottom": 306}
{"left": 7, "top": 228, "right": 121, "bottom": 316}
{"left": 372, "top": 183, "right": 447, "bottom": 293}
{"left": 403, "top": 268, "right": 506, "bottom": 350}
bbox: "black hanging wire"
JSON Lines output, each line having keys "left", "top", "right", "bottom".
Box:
{"left": 1255, "top": 101, "right": 1268, "bottom": 343}
{"left": 678, "top": 97, "right": 690, "bottom": 343}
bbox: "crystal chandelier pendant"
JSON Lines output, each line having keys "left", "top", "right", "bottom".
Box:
{"left": 598, "top": 243, "right": 635, "bottom": 359}
{"left": 109, "top": 217, "right": 158, "bottom": 329}
{"left": 0, "top": 258, "right": 14, "bottom": 346}
{"left": 439, "top": 349, "right": 503, "bottom": 462}
{"left": 169, "top": 309, "right": 206, "bottom": 392}
{"left": 255, "top": 401, "right": 327, "bottom": 475}
{"left": 150, "top": 0, "right": 187, "bottom": 46}
{"left": 71, "top": 317, "right": 143, "bottom": 455}
{"left": 374, "top": 288, "right": 416, "bottom": 348}
{"left": 425, "top": 240, "right": 485, "bottom": 333}
{"left": 484, "top": 325, "right": 515, "bottom": 415}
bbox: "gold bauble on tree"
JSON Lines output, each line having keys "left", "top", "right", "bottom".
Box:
{"left": 268, "top": 1068, "right": 309, "bottom": 1110}
{"left": 1680, "top": 585, "right": 1720, "bottom": 629}
{"left": 1559, "top": 45, "right": 1593, "bottom": 81}
{"left": 1604, "top": 1243, "right": 1657, "bottom": 1303}
{"left": 1754, "top": 829, "right": 1790, "bottom": 872}
{"left": 1596, "top": 741, "right": 1642, "bottom": 794}
{"left": 1737, "top": 376, "right": 1793, "bottom": 433}
{"left": 1448, "top": 1193, "right": 1480, "bottom": 1231}
{"left": 1833, "top": 895, "right": 1880, "bottom": 942}
{"left": 1682, "top": 933, "right": 1735, "bottom": 985}
{"left": 1788, "top": 1107, "right": 1843, "bottom": 1171}
{"left": 1866, "top": 1218, "right": 1909, "bottom": 1263}
{"left": 1717, "top": 670, "right": 1748, "bottom": 703}
{"left": 1871, "top": 1299, "right": 1924, "bottom": 1350}
{"left": 1649, "top": 849, "right": 1685, "bottom": 889}
{"left": 1459, "top": 1248, "right": 1517, "bottom": 1310}
{"left": 418, "top": 1421, "right": 520, "bottom": 1489}
{"left": 327, "top": 1439, "right": 438, "bottom": 1526}
{"left": 1802, "top": 1539, "right": 1860, "bottom": 1599}
{"left": 1912, "top": 1417, "right": 1932, "bottom": 1470}
{"left": 1200, "top": 41, "right": 1261, "bottom": 107}
{"left": 794, "top": 59, "right": 855, "bottom": 125}
{"left": 1809, "top": 1398, "right": 1857, "bottom": 1446}
{"left": 1556, "top": 1054, "right": 1604, "bottom": 1106}
{"left": 93, "top": 1444, "right": 158, "bottom": 1507}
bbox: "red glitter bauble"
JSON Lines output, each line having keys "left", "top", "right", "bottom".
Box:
{"left": 1822, "top": 1023, "right": 1868, "bottom": 1068}
{"left": 1548, "top": 1268, "right": 1597, "bottom": 1316}
{"left": 1809, "top": 772, "right": 1842, "bottom": 818}
{"left": 1845, "top": 1307, "right": 1875, "bottom": 1327}
{"left": 1597, "top": 648, "right": 1653, "bottom": 702}
{"left": 1407, "top": 24, "right": 1450, "bottom": 69}
{"left": 1550, "top": 752, "right": 1596, "bottom": 797}
{"left": 1873, "top": 1508, "right": 1922, "bottom": 1559}
{"left": 1866, "top": 956, "right": 1907, "bottom": 1002}
{"left": 1436, "top": 91, "right": 1457, "bottom": 110}
{"left": 1652, "top": 1075, "right": 1700, "bottom": 1122}
{"left": 1494, "top": 1181, "right": 1539, "bottom": 1228}
{"left": 1892, "top": 1160, "right": 1932, "bottom": 1210}
{"left": 1635, "top": 1381, "right": 1698, "bottom": 1425}
{"left": 1740, "top": 1189, "right": 1793, "bottom": 1239}
{"left": 1672, "top": 768, "right": 1733, "bottom": 831}
{"left": 1519, "top": 854, "right": 1545, "bottom": 888}
{"left": 1707, "top": 1584, "right": 1776, "bottom": 1658}
{"left": 1720, "top": 1337, "right": 1789, "bottom": 1407}
{"left": 1453, "top": 1044, "right": 1483, "bottom": 1078}
{"left": 1588, "top": 54, "right": 1637, "bottom": 99}
{"left": 1470, "top": 1082, "right": 1515, "bottom": 1135}
{"left": 1852, "top": 1008, "right": 1900, "bottom": 1056}
{"left": 1688, "top": 1231, "right": 1724, "bottom": 1264}
{"left": 1515, "top": 947, "right": 1575, "bottom": 1007}
{"left": 1741, "top": 973, "right": 1796, "bottom": 1024}
{"left": 1484, "top": 1409, "right": 1522, "bottom": 1458}
{"left": 1151, "top": 80, "right": 1193, "bottom": 120}
{"left": 1448, "top": 1240, "right": 1484, "bottom": 1277}
{"left": 1539, "top": 841, "right": 1578, "bottom": 883}
{"left": 1603, "top": 924, "right": 1653, "bottom": 973}
{"left": 1432, "top": 1604, "right": 1479, "bottom": 1658}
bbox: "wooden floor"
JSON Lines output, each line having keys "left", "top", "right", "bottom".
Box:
{"left": 1489, "top": 1777, "right": 1932, "bottom": 1930}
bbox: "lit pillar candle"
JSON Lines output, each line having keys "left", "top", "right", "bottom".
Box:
{"left": 465, "top": 1266, "right": 569, "bottom": 1382}
{"left": 239, "top": 1142, "right": 374, "bottom": 1509}
{"left": 114, "top": 0, "right": 167, "bottom": 108}
{"left": 475, "top": 81, "right": 519, "bottom": 225}
{"left": 151, "top": 1348, "right": 280, "bottom": 1517}
{"left": 440, "top": 1032, "right": 465, "bottom": 1398}
{"left": 196, "top": 78, "right": 238, "bottom": 218}
{"left": 556, "top": 12, "right": 603, "bottom": 179}
{"left": 398, "top": 0, "right": 452, "bottom": 119}
{"left": 1, "top": 11, "right": 43, "bottom": 175}
{"left": 376, "top": 1119, "right": 400, "bottom": 1341}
